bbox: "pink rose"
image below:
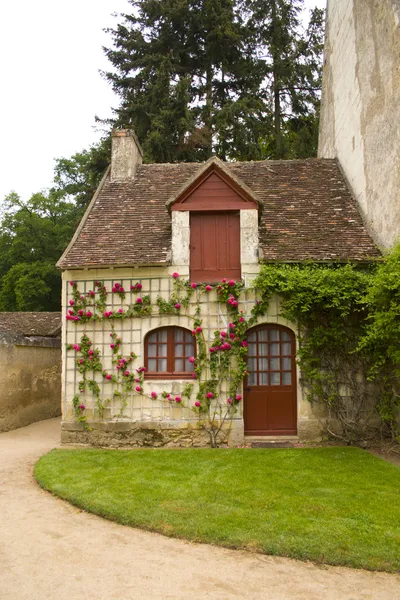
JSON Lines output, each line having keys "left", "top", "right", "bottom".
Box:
{"left": 229, "top": 323, "right": 235, "bottom": 329}
{"left": 191, "top": 282, "right": 197, "bottom": 289}
{"left": 124, "top": 370, "right": 130, "bottom": 377}
{"left": 86, "top": 311, "right": 93, "bottom": 318}
{"left": 119, "top": 287, "right": 125, "bottom": 293}
{"left": 242, "top": 341, "right": 248, "bottom": 347}
{"left": 205, "top": 285, "right": 212, "bottom": 292}
{"left": 195, "top": 326, "right": 202, "bottom": 334}
{"left": 88, "top": 290, "right": 95, "bottom": 297}
{"left": 239, "top": 317, "right": 245, "bottom": 323}
{"left": 222, "top": 278, "right": 227, "bottom": 283}
{"left": 114, "top": 282, "right": 120, "bottom": 289}
{"left": 136, "top": 386, "right": 142, "bottom": 393}
{"left": 110, "top": 344, "right": 115, "bottom": 349}
{"left": 220, "top": 331, "right": 227, "bottom": 338}
{"left": 227, "top": 397, "right": 232, "bottom": 404}
{"left": 69, "top": 281, "right": 75, "bottom": 287}
{"left": 235, "top": 395, "right": 242, "bottom": 402}
{"left": 192, "top": 373, "right": 197, "bottom": 379}
{"left": 206, "top": 392, "right": 214, "bottom": 399}
{"left": 118, "top": 308, "right": 124, "bottom": 314}
{"left": 231, "top": 300, "right": 238, "bottom": 308}
{"left": 209, "top": 347, "right": 216, "bottom": 353}
{"left": 78, "top": 309, "right": 84, "bottom": 316}
{"left": 73, "top": 344, "right": 80, "bottom": 351}
{"left": 174, "top": 303, "right": 181, "bottom": 309}
{"left": 194, "top": 401, "right": 201, "bottom": 407}
{"left": 175, "top": 396, "right": 181, "bottom": 403}
{"left": 188, "top": 356, "right": 195, "bottom": 363}
{"left": 68, "top": 309, "right": 74, "bottom": 315}
{"left": 228, "top": 280, "right": 235, "bottom": 286}
{"left": 88, "top": 349, "right": 94, "bottom": 355}
{"left": 151, "top": 391, "right": 158, "bottom": 399}
{"left": 230, "top": 333, "right": 235, "bottom": 339}
{"left": 136, "top": 298, "right": 143, "bottom": 304}
{"left": 172, "top": 272, "right": 179, "bottom": 279}
{"left": 69, "top": 300, "right": 74, "bottom": 306}
{"left": 79, "top": 359, "right": 84, "bottom": 364}
{"left": 79, "top": 404, "right": 85, "bottom": 410}
{"left": 105, "top": 374, "right": 112, "bottom": 380}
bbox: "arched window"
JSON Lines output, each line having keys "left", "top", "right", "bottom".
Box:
{"left": 144, "top": 327, "right": 195, "bottom": 378}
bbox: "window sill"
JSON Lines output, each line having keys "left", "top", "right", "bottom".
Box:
{"left": 144, "top": 373, "right": 195, "bottom": 380}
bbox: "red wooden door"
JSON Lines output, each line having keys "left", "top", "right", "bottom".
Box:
{"left": 244, "top": 325, "right": 297, "bottom": 436}
{"left": 190, "top": 212, "right": 241, "bottom": 282}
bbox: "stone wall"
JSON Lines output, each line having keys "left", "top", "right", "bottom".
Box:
{"left": 319, "top": 0, "right": 400, "bottom": 249}
{"left": 0, "top": 341, "right": 61, "bottom": 432}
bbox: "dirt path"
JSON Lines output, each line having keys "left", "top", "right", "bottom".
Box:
{"left": 1, "top": 419, "right": 400, "bottom": 600}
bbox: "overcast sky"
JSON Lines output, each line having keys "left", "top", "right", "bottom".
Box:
{"left": 0, "top": 0, "right": 326, "bottom": 204}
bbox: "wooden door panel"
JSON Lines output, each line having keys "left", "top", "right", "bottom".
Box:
{"left": 244, "top": 325, "right": 297, "bottom": 436}
{"left": 190, "top": 212, "right": 241, "bottom": 282}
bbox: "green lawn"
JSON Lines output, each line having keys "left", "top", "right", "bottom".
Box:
{"left": 34, "top": 447, "right": 400, "bottom": 572}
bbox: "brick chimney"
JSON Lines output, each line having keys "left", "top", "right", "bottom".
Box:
{"left": 111, "top": 129, "right": 143, "bottom": 181}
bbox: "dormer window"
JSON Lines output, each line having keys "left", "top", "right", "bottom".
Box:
{"left": 169, "top": 157, "right": 260, "bottom": 283}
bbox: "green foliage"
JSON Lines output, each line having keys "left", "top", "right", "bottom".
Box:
{"left": 0, "top": 192, "right": 81, "bottom": 311}
{"left": 254, "top": 260, "right": 400, "bottom": 440}
{"left": 36, "top": 447, "right": 400, "bottom": 572}
{"left": 52, "top": 138, "right": 111, "bottom": 210}
{"left": 102, "top": 0, "right": 325, "bottom": 161}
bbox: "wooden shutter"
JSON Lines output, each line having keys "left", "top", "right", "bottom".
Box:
{"left": 190, "top": 212, "right": 241, "bottom": 282}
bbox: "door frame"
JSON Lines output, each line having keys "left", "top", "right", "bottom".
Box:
{"left": 244, "top": 323, "right": 298, "bottom": 436}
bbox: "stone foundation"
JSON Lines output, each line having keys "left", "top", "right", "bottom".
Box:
{"left": 61, "top": 419, "right": 245, "bottom": 448}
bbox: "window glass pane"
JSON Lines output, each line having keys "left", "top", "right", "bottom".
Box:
{"left": 247, "top": 332, "right": 257, "bottom": 342}
{"left": 280, "top": 331, "right": 291, "bottom": 342}
{"left": 186, "top": 341, "right": 195, "bottom": 357}
{"left": 248, "top": 343, "right": 256, "bottom": 356}
{"left": 258, "top": 357, "right": 268, "bottom": 371}
{"left": 184, "top": 330, "right": 193, "bottom": 343}
{"left": 186, "top": 361, "right": 194, "bottom": 373}
{"left": 258, "top": 329, "right": 268, "bottom": 342}
{"left": 159, "top": 344, "right": 167, "bottom": 357}
{"left": 148, "top": 358, "right": 157, "bottom": 371}
{"left": 175, "top": 329, "right": 183, "bottom": 342}
{"left": 282, "top": 357, "right": 291, "bottom": 370}
{"left": 159, "top": 329, "right": 168, "bottom": 342}
{"left": 158, "top": 358, "right": 167, "bottom": 371}
{"left": 259, "top": 343, "right": 268, "bottom": 356}
{"left": 260, "top": 372, "right": 269, "bottom": 385}
{"left": 270, "top": 372, "right": 280, "bottom": 385}
{"left": 270, "top": 357, "right": 280, "bottom": 370}
{"left": 175, "top": 344, "right": 184, "bottom": 356}
{"left": 269, "top": 329, "right": 279, "bottom": 341}
{"left": 174, "top": 358, "right": 184, "bottom": 371}
{"left": 270, "top": 343, "right": 280, "bottom": 356}
{"left": 247, "top": 358, "right": 257, "bottom": 372}
{"left": 282, "top": 372, "right": 292, "bottom": 385}
{"left": 248, "top": 372, "right": 257, "bottom": 386}
{"left": 148, "top": 332, "right": 157, "bottom": 344}
{"left": 148, "top": 345, "right": 157, "bottom": 357}
{"left": 282, "top": 342, "right": 291, "bottom": 355}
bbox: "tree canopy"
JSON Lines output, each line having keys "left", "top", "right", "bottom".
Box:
{"left": 102, "top": 0, "right": 325, "bottom": 161}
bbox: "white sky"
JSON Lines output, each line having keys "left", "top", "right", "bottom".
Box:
{"left": 0, "top": 0, "right": 326, "bottom": 203}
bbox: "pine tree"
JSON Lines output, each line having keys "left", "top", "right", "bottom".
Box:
{"left": 245, "top": 0, "right": 324, "bottom": 158}
{"left": 102, "top": 0, "right": 265, "bottom": 162}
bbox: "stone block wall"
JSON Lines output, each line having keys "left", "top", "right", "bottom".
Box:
{"left": 0, "top": 341, "right": 61, "bottom": 432}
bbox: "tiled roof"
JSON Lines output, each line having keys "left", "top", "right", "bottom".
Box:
{"left": 0, "top": 312, "right": 61, "bottom": 338}
{"left": 57, "top": 158, "right": 380, "bottom": 269}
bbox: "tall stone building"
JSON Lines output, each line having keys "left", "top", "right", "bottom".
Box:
{"left": 319, "top": 0, "right": 400, "bottom": 249}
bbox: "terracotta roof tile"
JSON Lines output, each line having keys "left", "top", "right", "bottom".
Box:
{"left": 57, "top": 158, "right": 380, "bottom": 269}
{"left": 0, "top": 312, "right": 61, "bottom": 337}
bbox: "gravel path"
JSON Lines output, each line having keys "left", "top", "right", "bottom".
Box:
{"left": 1, "top": 418, "right": 399, "bottom": 600}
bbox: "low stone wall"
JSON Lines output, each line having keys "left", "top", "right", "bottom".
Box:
{"left": 0, "top": 341, "right": 61, "bottom": 432}
{"left": 61, "top": 419, "right": 244, "bottom": 448}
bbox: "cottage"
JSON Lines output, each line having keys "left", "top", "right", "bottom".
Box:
{"left": 57, "top": 130, "right": 379, "bottom": 447}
